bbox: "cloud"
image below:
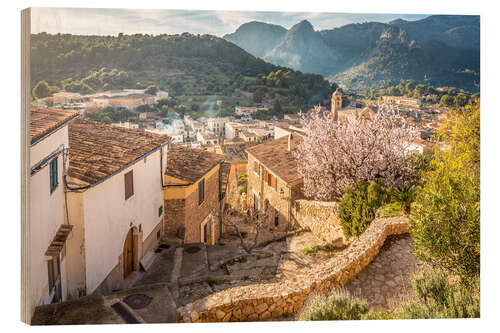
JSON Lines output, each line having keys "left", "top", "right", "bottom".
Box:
{"left": 30, "top": 7, "right": 430, "bottom": 36}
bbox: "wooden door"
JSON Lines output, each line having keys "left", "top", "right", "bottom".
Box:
{"left": 123, "top": 229, "right": 134, "bottom": 279}
{"left": 203, "top": 223, "right": 208, "bottom": 243}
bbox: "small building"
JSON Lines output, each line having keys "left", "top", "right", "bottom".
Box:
{"left": 52, "top": 92, "right": 84, "bottom": 105}
{"left": 28, "top": 106, "right": 79, "bottom": 323}
{"left": 382, "top": 95, "right": 421, "bottom": 106}
{"left": 238, "top": 130, "right": 258, "bottom": 142}
{"left": 163, "top": 146, "right": 225, "bottom": 244}
{"left": 65, "top": 119, "right": 171, "bottom": 296}
{"left": 246, "top": 134, "right": 304, "bottom": 231}
{"left": 197, "top": 131, "right": 219, "bottom": 145}
{"left": 107, "top": 94, "right": 155, "bottom": 109}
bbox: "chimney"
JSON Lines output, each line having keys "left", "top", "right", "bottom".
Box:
{"left": 288, "top": 133, "right": 294, "bottom": 151}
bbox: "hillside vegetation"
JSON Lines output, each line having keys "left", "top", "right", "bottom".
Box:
{"left": 31, "top": 33, "right": 335, "bottom": 117}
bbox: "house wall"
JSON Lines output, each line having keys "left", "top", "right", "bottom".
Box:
{"left": 274, "top": 127, "right": 291, "bottom": 139}
{"left": 163, "top": 165, "right": 221, "bottom": 244}
{"left": 29, "top": 126, "right": 69, "bottom": 318}
{"left": 246, "top": 154, "right": 299, "bottom": 231}
{"left": 64, "top": 191, "right": 87, "bottom": 299}
{"left": 76, "top": 148, "right": 165, "bottom": 294}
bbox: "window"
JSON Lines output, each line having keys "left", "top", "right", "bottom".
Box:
{"left": 47, "top": 256, "right": 60, "bottom": 292}
{"left": 49, "top": 157, "right": 58, "bottom": 193}
{"left": 267, "top": 172, "right": 273, "bottom": 187}
{"left": 124, "top": 170, "right": 134, "bottom": 200}
{"left": 253, "top": 193, "right": 259, "bottom": 211}
{"left": 275, "top": 214, "right": 279, "bottom": 227}
{"left": 198, "top": 178, "right": 205, "bottom": 205}
{"left": 254, "top": 161, "right": 260, "bottom": 176}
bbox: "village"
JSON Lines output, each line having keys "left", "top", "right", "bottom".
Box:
{"left": 25, "top": 85, "right": 450, "bottom": 325}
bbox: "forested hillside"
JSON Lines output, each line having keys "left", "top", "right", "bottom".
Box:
{"left": 31, "top": 33, "right": 336, "bottom": 117}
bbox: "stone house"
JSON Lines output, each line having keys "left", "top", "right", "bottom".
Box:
{"left": 27, "top": 107, "right": 79, "bottom": 323}
{"left": 64, "top": 119, "right": 171, "bottom": 296}
{"left": 246, "top": 134, "right": 304, "bottom": 231}
{"left": 163, "top": 145, "right": 225, "bottom": 245}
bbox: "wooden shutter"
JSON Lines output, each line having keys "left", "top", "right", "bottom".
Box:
{"left": 124, "top": 170, "right": 134, "bottom": 200}
{"left": 198, "top": 178, "right": 205, "bottom": 205}
{"left": 50, "top": 157, "right": 58, "bottom": 193}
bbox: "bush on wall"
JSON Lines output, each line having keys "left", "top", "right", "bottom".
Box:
{"left": 338, "top": 181, "right": 387, "bottom": 239}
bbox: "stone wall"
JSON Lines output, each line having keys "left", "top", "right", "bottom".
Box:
{"left": 292, "top": 200, "right": 345, "bottom": 246}
{"left": 164, "top": 169, "right": 221, "bottom": 243}
{"left": 176, "top": 216, "right": 409, "bottom": 322}
{"left": 164, "top": 198, "right": 186, "bottom": 236}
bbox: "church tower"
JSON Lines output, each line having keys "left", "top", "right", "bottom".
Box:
{"left": 331, "top": 89, "right": 342, "bottom": 121}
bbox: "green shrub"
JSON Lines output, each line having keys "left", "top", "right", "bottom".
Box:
{"left": 300, "top": 245, "right": 332, "bottom": 255}
{"left": 238, "top": 172, "right": 248, "bottom": 181}
{"left": 339, "top": 181, "right": 387, "bottom": 239}
{"left": 378, "top": 202, "right": 403, "bottom": 218}
{"left": 238, "top": 183, "right": 247, "bottom": 195}
{"left": 298, "top": 293, "right": 369, "bottom": 321}
{"left": 393, "top": 269, "right": 480, "bottom": 319}
{"left": 389, "top": 185, "right": 416, "bottom": 214}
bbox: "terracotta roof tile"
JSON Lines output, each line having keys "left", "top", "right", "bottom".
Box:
{"left": 165, "top": 145, "right": 224, "bottom": 184}
{"left": 30, "top": 106, "right": 79, "bottom": 144}
{"left": 246, "top": 135, "right": 302, "bottom": 184}
{"left": 68, "top": 119, "right": 170, "bottom": 186}
{"left": 220, "top": 142, "right": 255, "bottom": 163}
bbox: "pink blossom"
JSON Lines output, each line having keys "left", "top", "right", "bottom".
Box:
{"left": 294, "top": 106, "right": 418, "bottom": 200}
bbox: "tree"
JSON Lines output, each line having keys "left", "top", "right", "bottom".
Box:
{"left": 32, "top": 80, "right": 51, "bottom": 99}
{"left": 253, "top": 87, "right": 265, "bottom": 103}
{"left": 144, "top": 84, "right": 158, "bottom": 95}
{"left": 170, "top": 81, "right": 184, "bottom": 96}
{"left": 294, "top": 106, "right": 418, "bottom": 200}
{"left": 410, "top": 101, "right": 480, "bottom": 285}
{"left": 273, "top": 99, "right": 283, "bottom": 114}
{"left": 220, "top": 200, "right": 276, "bottom": 254}
{"left": 440, "top": 94, "right": 454, "bottom": 107}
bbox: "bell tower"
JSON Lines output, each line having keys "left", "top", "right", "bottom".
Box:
{"left": 331, "top": 89, "right": 342, "bottom": 121}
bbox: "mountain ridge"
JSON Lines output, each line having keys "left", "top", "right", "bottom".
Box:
{"left": 223, "top": 15, "right": 480, "bottom": 92}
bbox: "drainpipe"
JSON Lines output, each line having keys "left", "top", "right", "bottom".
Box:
{"left": 287, "top": 184, "right": 292, "bottom": 230}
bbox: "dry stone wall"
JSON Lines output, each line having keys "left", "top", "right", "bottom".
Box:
{"left": 292, "top": 200, "right": 345, "bottom": 246}
{"left": 177, "top": 216, "right": 410, "bottom": 322}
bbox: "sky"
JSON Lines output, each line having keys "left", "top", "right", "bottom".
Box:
{"left": 31, "top": 7, "right": 430, "bottom": 37}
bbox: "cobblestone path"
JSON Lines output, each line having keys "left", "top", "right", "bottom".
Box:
{"left": 343, "top": 234, "right": 422, "bottom": 310}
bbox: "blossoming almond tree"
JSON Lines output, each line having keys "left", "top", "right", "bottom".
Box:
{"left": 294, "top": 106, "right": 418, "bottom": 201}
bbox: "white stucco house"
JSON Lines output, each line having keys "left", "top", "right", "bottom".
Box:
{"left": 64, "top": 119, "right": 171, "bottom": 297}
{"left": 28, "top": 107, "right": 79, "bottom": 322}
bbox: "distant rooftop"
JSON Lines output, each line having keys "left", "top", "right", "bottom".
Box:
{"left": 165, "top": 145, "right": 224, "bottom": 184}
{"left": 30, "top": 106, "right": 79, "bottom": 144}
{"left": 68, "top": 119, "right": 170, "bottom": 186}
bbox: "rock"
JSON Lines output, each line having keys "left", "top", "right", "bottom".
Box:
{"left": 260, "top": 311, "right": 271, "bottom": 319}
{"left": 216, "top": 309, "right": 226, "bottom": 320}
{"left": 243, "top": 305, "right": 254, "bottom": 315}
{"left": 256, "top": 302, "right": 268, "bottom": 314}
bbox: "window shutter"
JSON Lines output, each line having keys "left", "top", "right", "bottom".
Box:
{"left": 124, "top": 170, "right": 134, "bottom": 200}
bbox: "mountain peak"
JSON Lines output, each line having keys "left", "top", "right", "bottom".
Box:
{"left": 290, "top": 19, "right": 315, "bottom": 32}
